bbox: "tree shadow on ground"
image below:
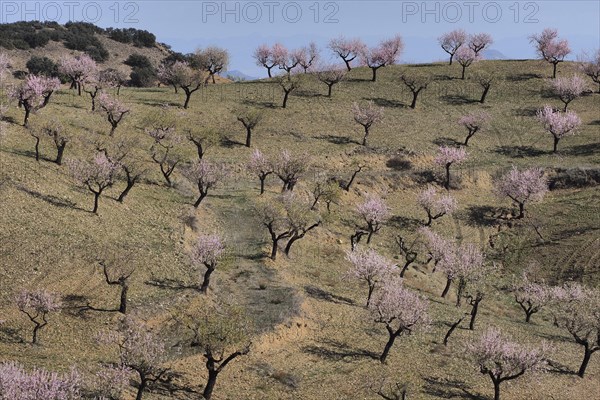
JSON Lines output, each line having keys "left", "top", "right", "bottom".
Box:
{"left": 494, "top": 145, "right": 547, "bottom": 158}
{"left": 464, "top": 205, "right": 499, "bottom": 228}
{"left": 15, "top": 185, "right": 88, "bottom": 212}
{"left": 513, "top": 107, "right": 539, "bottom": 117}
{"left": 563, "top": 142, "right": 600, "bottom": 157}
{"left": 151, "top": 372, "right": 200, "bottom": 399}
{"left": 422, "top": 376, "right": 486, "bottom": 400}
{"left": 240, "top": 99, "right": 277, "bottom": 108}
{"left": 220, "top": 137, "right": 246, "bottom": 148}
{"left": 3, "top": 148, "right": 52, "bottom": 162}
{"left": 316, "top": 134, "right": 358, "bottom": 145}
{"left": 302, "top": 338, "right": 379, "bottom": 362}
{"left": 145, "top": 277, "right": 199, "bottom": 292}
{"left": 304, "top": 285, "right": 355, "bottom": 306}
{"left": 389, "top": 215, "right": 423, "bottom": 230}
{"left": 546, "top": 359, "right": 577, "bottom": 376}
{"left": 506, "top": 72, "right": 543, "bottom": 82}
{"left": 433, "top": 137, "right": 462, "bottom": 147}
{"left": 439, "top": 95, "right": 478, "bottom": 105}
{"left": 363, "top": 97, "right": 406, "bottom": 108}
{"left": 0, "top": 325, "right": 23, "bottom": 344}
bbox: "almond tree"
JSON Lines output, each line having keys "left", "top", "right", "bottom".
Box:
{"left": 434, "top": 146, "right": 467, "bottom": 190}
{"left": 148, "top": 122, "right": 180, "bottom": 187}
{"left": 67, "top": 152, "right": 118, "bottom": 213}
{"left": 536, "top": 105, "right": 581, "bottom": 152}
{"left": 83, "top": 69, "right": 117, "bottom": 111}
{"left": 58, "top": 53, "right": 97, "bottom": 95}
{"left": 277, "top": 74, "right": 300, "bottom": 108}
{"left": 474, "top": 71, "right": 495, "bottom": 103}
{"left": 316, "top": 65, "right": 347, "bottom": 97}
{"left": 459, "top": 111, "right": 491, "bottom": 145}
{"left": 361, "top": 35, "right": 404, "bottom": 82}
{"left": 530, "top": 28, "right": 571, "bottom": 78}
{"left": 395, "top": 235, "right": 418, "bottom": 278}
{"left": 328, "top": 36, "right": 367, "bottom": 71}
{"left": 195, "top": 46, "right": 229, "bottom": 84}
{"left": 310, "top": 172, "right": 341, "bottom": 212}
{"left": 398, "top": 71, "right": 430, "bottom": 109}
{"left": 467, "top": 327, "right": 548, "bottom": 400}
{"left": 170, "top": 61, "right": 205, "bottom": 108}
{"left": 417, "top": 186, "right": 457, "bottom": 226}
{"left": 98, "top": 317, "right": 169, "bottom": 400}
{"left": 100, "top": 67, "right": 128, "bottom": 95}
{"left": 351, "top": 101, "right": 384, "bottom": 146}
{"left": 578, "top": 49, "right": 600, "bottom": 92}
{"left": 494, "top": 167, "right": 548, "bottom": 219}
{"left": 98, "top": 258, "right": 135, "bottom": 314}
{"left": 0, "top": 362, "right": 80, "bottom": 399}
{"left": 548, "top": 75, "right": 587, "bottom": 111}
{"left": 438, "top": 29, "right": 467, "bottom": 65}
{"left": 0, "top": 52, "right": 11, "bottom": 80}
{"left": 370, "top": 277, "right": 430, "bottom": 363}
{"left": 183, "top": 159, "right": 226, "bottom": 207}
{"left": 346, "top": 248, "right": 394, "bottom": 307}
{"left": 438, "top": 243, "right": 485, "bottom": 305}
{"left": 248, "top": 149, "right": 273, "bottom": 194}
{"left": 419, "top": 227, "right": 453, "bottom": 273}
{"left": 97, "top": 92, "right": 129, "bottom": 135}
{"left": 277, "top": 48, "right": 303, "bottom": 75}
{"left": 185, "top": 305, "right": 251, "bottom": 400}
{"left": 455, "top": 46, "right": 479, "bottom": 80}
{"left": 298, "top": 42, "right": 320, "bottom": 73}
{"left": 355, "top": 195, "right": 390, "bottom": 245}
{"left": 15, "top": 289, "right": 61, "bottom": 344}
{"left": 186, "top": 127, "right": 219, "bottom": 160}
{"left": 468, "top": 33, "right": 494, "bottom": 56}
{"left": 116, "top": 156, "right": 147, "bottom": 203}
{"left": 234, "top": 107, "right": 264, "bottom": 147}
{"left": 257, "top": 199, "right": 293, "bottom": 260}
{"left": 253, "top": 43, "right": 287, "bottom": 78}
{"left": 274, "top": 149, "right": 307, "bottom": 192}
{"left": 8, "top": 75, "right": 61, "bottom": 126}
{"left": 190, "top": 234, "right": 225, "bottom": 293}
{"left": 282, "top": 193, "right": 321, "bottom": 256}
{"left": 39, "top": 119, "right": 69, "bottom": 164}
{"left": 462, "top": 261, "right": 500, "bottom": 330}
{"left": 513, "top": 276, "right": 552, "bottom": 323}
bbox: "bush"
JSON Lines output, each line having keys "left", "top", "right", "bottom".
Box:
{"left": 124, "top": 54, "right": 153, "bottom": 69}
{"left": 24, "top": 31, "right": 50, "bottom": 48}
{"left": 549, "top": 167, "right": 600, "bottom": 189}
{"left": 129, "top": 66, "right": 156, "bottom": 87}
{"left": 26, "top": 56, "right": 58, "bottom": 77}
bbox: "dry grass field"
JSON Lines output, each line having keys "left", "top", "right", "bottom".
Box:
{"left": 0, "top": 57, "right": 599, "bottom": 399}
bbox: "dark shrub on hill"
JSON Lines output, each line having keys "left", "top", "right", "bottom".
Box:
{"left": 23, "top": 31, "right": 50, "bottom": 48}
{"left": 549, "top": 168, "right": 600, "bottom": 190}
{"left": 26, "top": 56, "right": 59, "bottom": 77}
{"left": 129, "top": 66, "right": 156, "bottom": 87}
{"left": 124, "top": 54, "right": 153, "bottom": 69}
{"left": 106, "top": 28, "right": 156, "bottom": 47}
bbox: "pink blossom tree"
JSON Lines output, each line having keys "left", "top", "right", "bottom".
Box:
{"left": 316, "top": 64, "right": 347, "bottom": 97}
{"left": 234, "top": 107, "right": 264, "bottom": 147}
{"left": 494, "top": 167, "right": 548, "bottom": 218}
{"left": 468, "top": 33, "right": 494, "bottom": 56}
{"left": 351, "top": 101, "right": 384, "bottom": 146}
{"left": 147, "top": 120, "right": 181, "bottom": 187}
{"left": 253, "top": 43, "right": 287, "bottom": 78}
{"left": 530, "top": 28, "right": 571, "bottom": 78}
{"left": 513, "top": 276, "right": 552, "bottom": 323}
{"left": 170, "top": 61, "right": 205, "bottom": 108}
{"left": 552, "top": 283, "right": 600, "bottom": 377}
{"left": 67, "top": 152, "right": 118, "bottom": 213}
{"left": 58, "top": 54, "right": 97, "bottom": 95}
{"left": 98, "top": 317, "right": 169, "bottom": 400}
{"left": 462, "top": 261, "right": 500, "bottom": 330}
{"left": 370, "top": 277, "right": 430, "bottom": 363}
{"left": 0, "top": 362, "right": 80, "bottom": 399}
{"left": 257, "top": 199, "right": 293, "bottom": 261}
{"left": 15, "top": 289, "right": 61, "bottom": 344}
{"left": 328, "top": 36, "right": 367, "bottom": 71}
{"left": 360, "top": 35, "right": 404, "bottom": 82}
{"left": 277, "top": 73, "right": 300, "bottom": 108}
{"left": 455, "top": 46, "right": 479, "bottom": 80}
{"left": 398, "top": 71, "right": 430, "bottom": 109}
{"left": 548, "top": 75, "right": 588, "bottom": 111}
{"left": 278, "top": 48, "right": 303, "bottom": 75}
{"left": 82, "top": 69, "right": 117, "bottom": 111}
{"left": 346, "top": 248, "right": 394, "bottom": 307}
{"left": 417, "top": 186, "right": 457, "bottom": 226}
{"left": 355, "top": 195, "right": 391, "bottom": 245}
{"left": 459, "top": 111, "right": 491, "bottom": 145}
{"left": 248, "top": 149, "right": 273, "bottom": 195}
{"left": 274, "top": 149, "right": 307, "bottom": 192}
{"left": 93, "top": 364, "right": 131, "bottom": 399}
{"left": 474, "top": 71, "right": 495, "bottom": 103}
{"left": 434, "top": 146, "right": 468, "bottom": 190}
{"left": 578, "top": 49, "right": 600, "bottom": 92}
{"left": 438, "top": 243, "right": 485, "bottom": 305}
{"left": 99, "top": 67, "right": 128, "bottom": 95}
{"left": 438, "top": 29, "right": 467, "bottom": 65}
{"left": 190, "top": 234, "right": 225, "bottom": 293}
{"left": 97, "top": 92, "right": 129, "bottom": 135}
{"left": 183, "top": 159, "right": 226, "bottom": 207}
{"left": 298, "top": 42, "right": 320, "bottom": 73}
{"left": 536, "top": 105, "right": 581, "bottom": 152}
{"left": 185, "top": 127, "right": 219, "bottom": 160}
{"left": 8, "top": 75, "right": 61, "bottom": 126}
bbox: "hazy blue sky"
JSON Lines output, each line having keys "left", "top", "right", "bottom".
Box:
{"left": 2, "top": 1, "right": 599, "bottom": 76}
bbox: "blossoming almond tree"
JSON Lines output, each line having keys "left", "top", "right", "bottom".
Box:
{"left": 398, "top": 71, "right": 430, "bottom": 109}
{"left": 346, "top": 248, "right": 394, "bottom": 307}
{"left": 9, "top": 75, "right": 61, "bottom": 126}
{"left": 58, "top": 53, "right": 97, "bottom": 95}
{"left": 536, "top": 105, "right": 581, "bottom": 152}
{"left": 494, "top": 167, "right": 548, "bottom": 219}
{"left": 190, "top": 234, "right": 225, "bottom": 293}
{"left": 434, "top": 146, "right": 468, "bottom": 190}
{"left": 548, "top": 75, "right": 588, "bottom": 111}
{"left": 578, "top": 49, "right": 600, "bottom": 92}
{"left": 438, "top": 29, "right": 467, "bottom": 65}
{"left": 248, "top": 149, "right": 273, "bottom": 195}
{"left": 97, "top": 92, "right": 129, "bottom": 135}
{"left": 355, "top": 195, "right": 391, "bottom": 245}
{"left": 183, "top": 159, "right": 226, "bottom": 208}
{"left": 455, "top": 46, "right": 479, "bottom": 80}
{"left": 530, "top": 28, "right": 571, "bottom": 78}
{"left": 298, "top": 42, "right": 320, "bottom": 73}
{"left": 316, "top": 64, "right": 347, "bottom": 97}
{"left": 468, "top": 33, "right": 494, "bottom": 56}
{"left": 370, "top": 277, "right": 430, "bottom": 363}
{"left": 15, "top": 289, "right": 61, "bottom": 344}
{"left": 328, "top": 36, "right": 367, "bottom": 71}
{"left": 351, "top": 101, "right": 384, "bottom": 146}
{"left": 468, "top": 328, "right": 549, "bottom": 400}
{"left": 513, "top": 276, "right": 553, "bottom": 323}
{"left": 0, "top": 362, "right": 80, "bottom": 399}
{"left": 459, "top": 111, "right": 491, "bottom": 146}
{"left": 417, "top": 186, "right": 457, "bottom": 226}
{"left": 360, "top": 35, "right": 404, "bottom": 82}
{"left": 253, "top": 43, "right": 287, "bottom": 78}
{"left": 67, "top": 152, "right": 118, "bottom": 213}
